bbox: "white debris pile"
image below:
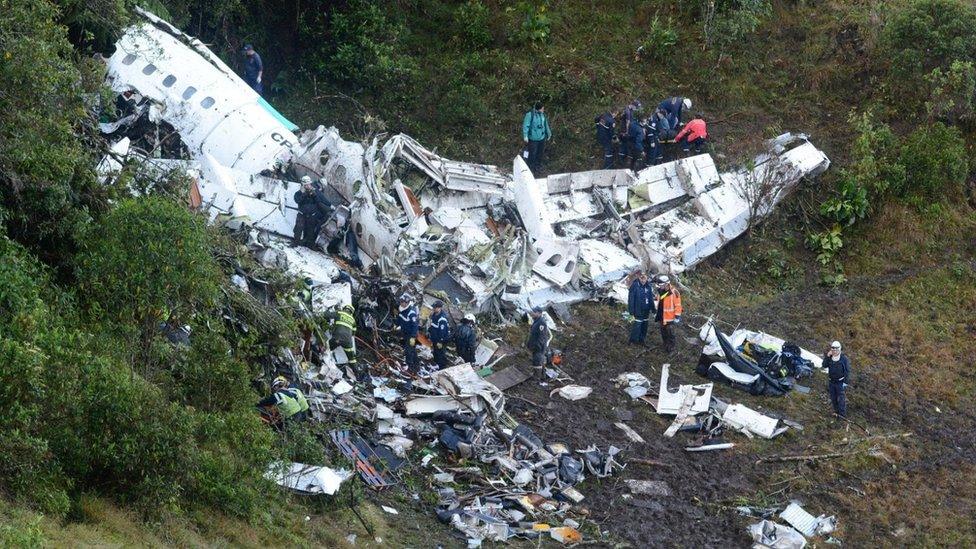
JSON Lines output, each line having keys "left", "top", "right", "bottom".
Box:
{"left": 743, "top": 501, "right": 839, "bottom": 548}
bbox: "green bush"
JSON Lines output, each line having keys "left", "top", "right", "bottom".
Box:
{"left": 77, "top": 197, "right": 219, "bottom": 346}
{"left": 0, "top": 0, "right": 106, "bottom": 271}
{"left": 701, "top": 0, "right": 772, "bottom": 50}
{"left": 925, "top": 60, "right": 976, "bottom": 124}
{"left": 318, "top": 0, "right": 413, "bottom": 91}
{"left": 639, "top": 16, "right": 679, "bottom": 62}
{"left": 509, "top": 1, "right": 551, "bottom": 44}
{"left": 896, "top": 122, "right": 969, "bottom": 199}
{"left": 881, "top": 0, "right": 976, "bottom": 103}
{"left": 455, "top": 0, "right": 493, "bottom": 48}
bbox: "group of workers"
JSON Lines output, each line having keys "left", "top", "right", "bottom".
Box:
{"left": 396, "top": 295, "right": 480, "bottom": 377}
{"left": 520, "top": 96, "right": 708, "bottom": 176}
{"left": 597, "top": 96, "right": 708, "bottom": 171}
{"left": 626, "top": 271, "right": 683, "bottom": 353}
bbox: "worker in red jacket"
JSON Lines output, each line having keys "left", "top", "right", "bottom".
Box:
{"left": 674, "top": 114, "right": 708, "bottom": 155}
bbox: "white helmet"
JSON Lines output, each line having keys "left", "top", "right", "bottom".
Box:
{"left": 831, "top": 341, "right": 842, "bottom": 350}
{"left": 682, "top": 98, "right": 692, "bottom": 110}
{"left": 301, "top": 175, "right": 313, "bottom": 185}
{"left": 463, "top": 313, "right": 476, "bottom": 323}
{"left": 655, "top": 274, "right": 670, "bottom": 285}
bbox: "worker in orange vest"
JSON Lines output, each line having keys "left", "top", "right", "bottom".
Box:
{"left": 653, "top": 275, "right": 683, "bottom": 353}
{"left": 674, "top": 113, "right": 708, "bottom": 155}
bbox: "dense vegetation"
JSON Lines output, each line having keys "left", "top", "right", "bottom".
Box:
{"left": 1, "top": 0, "right": 974, "bottom": 545}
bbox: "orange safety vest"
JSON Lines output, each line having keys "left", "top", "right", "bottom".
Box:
{"left": 656, "top": 290, "right": 683, "bottom": 324}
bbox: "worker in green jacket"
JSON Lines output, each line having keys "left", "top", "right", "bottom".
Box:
{"left": 323, "top": 304, "right": 366, "bottom": 381}
{"left": 256, "top": 376, "right": 309, "bottom": 427}
{"left": 522, "top": 101, "right": 552, "bottom": 174}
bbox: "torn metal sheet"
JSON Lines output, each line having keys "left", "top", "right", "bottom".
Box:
{"left": 722, "top": 403, "right": 785, "bottom": 439}
{"left": 656, "top": 364, "right": 712, "bottom": 415}
{"left": 512, "top": 156, "right": 556, "bottom": 241}
{"left": 106, "top": 9, "right": 297, "bottom": 173}
{"left": 578, "top": 239, "right": 640, "bottom": 287}
{"left": 435, "top": 364, "right": 505, "bottom": 416}
{"left": 266, "top": 462, "right": 353, "bottom": 495}
{"left": 485, "top": 366, "right": 532, "bottom": 392}
{"left": 531, "top": 238, "right": 580, "bottom": 287}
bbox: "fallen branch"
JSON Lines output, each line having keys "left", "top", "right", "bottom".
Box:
{"left": 628, "top": 458, "right": 672, "bottom": 468}
{"left": 756, "top": 448, "right": 871, "bottom": 464}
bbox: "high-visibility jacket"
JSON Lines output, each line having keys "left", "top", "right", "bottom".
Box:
{"left": 335, "top": 309, "right": 356, "bottom": 331}
{"left": 675, "top": 119, "right": 707, "bottom": 143}
{"left": 656, "top": 290, "right": 683, "bottom": 324}
{"left": 274, "top": 389, "right": 308, "bottom": 418}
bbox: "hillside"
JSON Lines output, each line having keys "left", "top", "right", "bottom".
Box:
{"left": 2, "top": 0, "right": 975, "bottom": 547}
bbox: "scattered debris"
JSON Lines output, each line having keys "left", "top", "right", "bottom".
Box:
{"left": 380, "top": 505, "right": 399, "bottom": 515}
{"left": 748, "top": 519, "right": 808, "bottom": 549}
{"left": 551, "top": 385, "right": 593, "bottom": 401}
{"left": 614, "top": 422, "right": 646, "bottom": 443}
{"left": 722, "top": 403, "right": 788, "bottom": 439}
{"left": 97, "top": 10, "right": 841, "bottom": 546}
{"left": 266, "top": 462, "right": 353, "bottom": 495}
{"left": 624, "top": 479, "right": 672, "bottom": 497}
{"left": 779, "top": 502, "right": 837, "bottom": 537}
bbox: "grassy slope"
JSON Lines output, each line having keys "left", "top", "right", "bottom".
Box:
{"left": 16, "top": 0, "right": 975, "bottom": 545}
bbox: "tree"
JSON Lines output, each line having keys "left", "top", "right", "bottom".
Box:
{"left": 77, "top": 197, "right": 219, "bottom": 358}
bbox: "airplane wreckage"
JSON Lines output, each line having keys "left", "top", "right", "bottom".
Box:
{"left": 101, "top": 9, "right": 831, "bottom": 321}
{"left": 93, "top": 10, "right": 847, "bottom": 545}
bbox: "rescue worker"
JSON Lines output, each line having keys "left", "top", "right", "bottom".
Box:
{"left": 658, "top": 96, "right": 692, "bottom": 129}
{"left": 674, "top": 113, "right": 708, "bottom": 155}
{"left": 525, "top": 306, "right": 551, "bottom": 380}
{"left": 644, "top": 108, "right": 670, "bottom": 165}
{"left": 454, "top": 313, "right": 478, "bottom": 364}
{"left": 823, "top": 341, "right": 850, "bottom": 418}
{"left": 323, "top": 304, "right": 366, "bottom": 381}
{"left": 595, "top": 110, "right": 616, "bottom": 169}
{"left": 427, "top": 300, "right": 452, "bottom": 369}
{"left": 653, "top": 275, "right": 683, "bottom": 353}
{"left": 522, "top": 102, "right": 552, "bottom": 174}
{"left": 618, "top": 100, "right": 642, "bottom": 166}
{"left": 293, "top": 176, "right": 333, "bottom": 248}
{"left": 627, "top": 271, "right": 654, "bottom": 345}
{"left": 242, "top": 44, "right": 264, "bottom": 95}
{"left": 256, "top": 376, "right": 309, "bottom": 427}
{"left": 627, "top": 116, "right": 646, "bottom": 171}
{"left": 397, "top": 294, "right": 420, "bottom": 376}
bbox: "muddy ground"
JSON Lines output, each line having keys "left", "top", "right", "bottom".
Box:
{"left": 487, "top": 244, "right": 976, "bottom": 547}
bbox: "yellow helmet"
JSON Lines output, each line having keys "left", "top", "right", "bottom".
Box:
{"left": 341, "top": 304, "right": 355, "bottom": 314}
{"left": 272, "top": 376, "right": 289, "bottom": 389}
